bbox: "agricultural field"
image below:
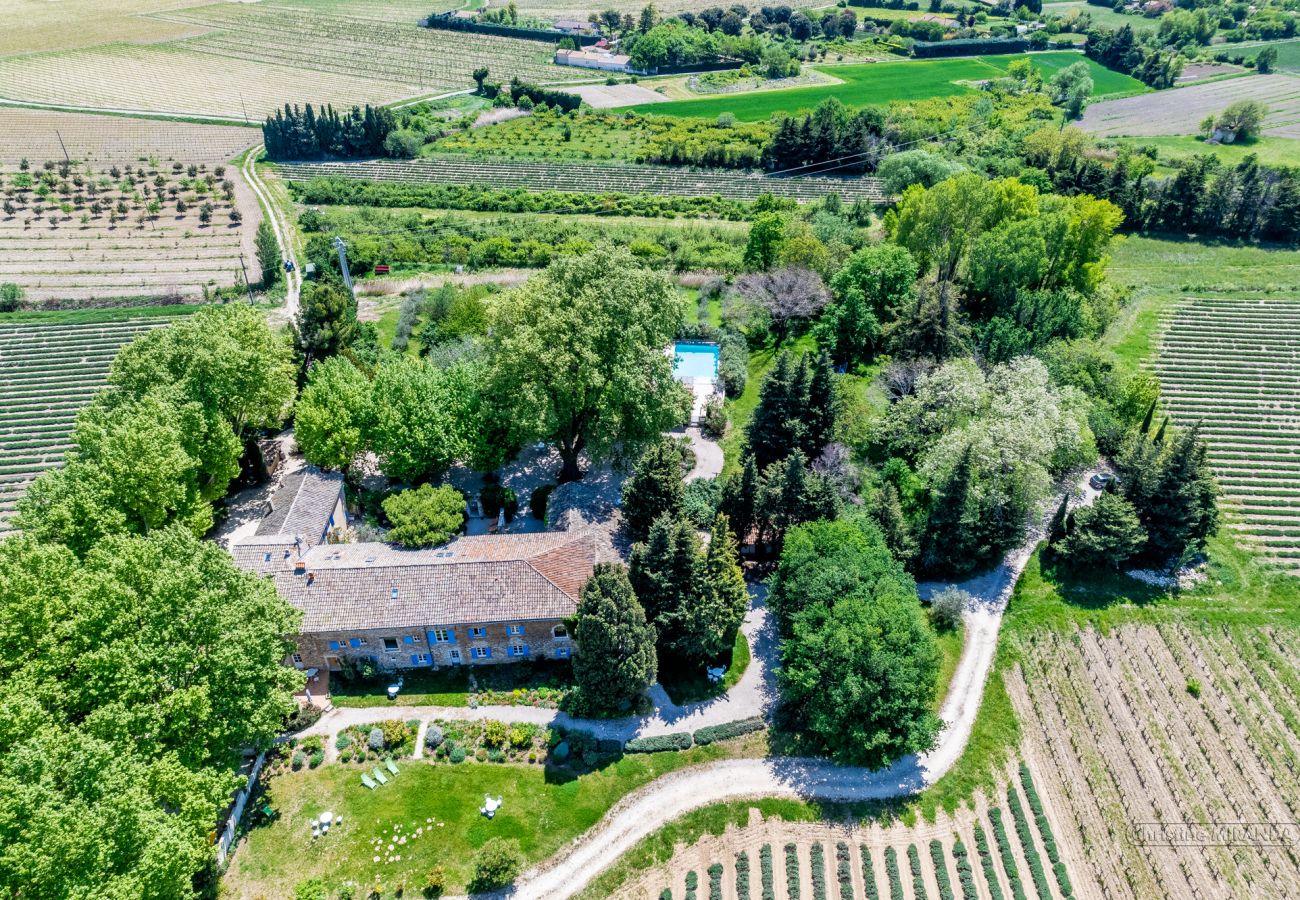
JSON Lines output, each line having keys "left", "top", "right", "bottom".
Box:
{"left": 0, "top": 157, "right": 258, "bottom": 304}
{"left": 1079, "top": 73, "right": 1300, "bottom": 138}
{"left": 1156, "top": 297, "right": 1300, "bottom": 570}
{"left": 0, "top": 0, "right": 563, "bottom": 120}
{"left": 1007, "top": 623, "right": 1300, "bottom": 898}
{"left": 612, "top": 772, "right": 1077, "bottom": 900}
{"left": 278, "top": 158, "right": 887, "bottom": 203}
{"left": 0, "top": 0, "right": 216, "bottom": 55}
{"left": 1232, "top": 39, "right": 1300, "bottom": 73}
{"left": 628, "top": 53, "right": 1145, "bottom": 121}
{"left": 0, "top": 108, "right": 258, "bottom": 167}
{"left": 0, "top": 313, "right": 177, "bottom": 536}
{"left": 1046, "top": 1, "right": 1160, "bottom": 35}
{"left": 1112, "top": 134, "right": 1300, "bottom": 169}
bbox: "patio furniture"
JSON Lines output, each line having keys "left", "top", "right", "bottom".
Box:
{"left": 372, "top": 767, "right": 388, "bottom": 785}
{"left": 385, "top": 758, "right": 400, "bottom": 776}
{"left": 480, "top": 794, "right": 503, "bottom": 819}
{"left": 361, "top": 773, "right": 377, "bottom": 789}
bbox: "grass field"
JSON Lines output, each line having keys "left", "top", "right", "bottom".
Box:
{"left": 222, "top": 737, "right": 761, "bottom": 897}
{"left": 1232, "top": 38, "right": 1300, "bottom": 72}
{"left": 0, "top": 313, "right": 181, "bottom": 535}
{"left": 1115, "top": 133, "right": 1300, "bottom": 168}
{"left": 1047, "top": 1, "right": 1160, "bottom": 34}
{"left": 629, "top": 53, "right": 1145, "bottom": 120}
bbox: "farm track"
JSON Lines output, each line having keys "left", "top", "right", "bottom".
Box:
{"left": 1154, "top": 297, "right": 1300, "bottom": 571}
{"left": 0, "top": 317, "right": 169, "bottom": 535}
{"left": 1007, "top": 625, "right": 1300, "bottom": 899}
{"left": 278, "top": 157, "right": 886, "bottom": 204}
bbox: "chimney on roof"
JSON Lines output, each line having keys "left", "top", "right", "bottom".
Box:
{"left": 307, "top": 571, "right": 315, "bottom": 584}
{"left": 294, "top": 560, "right": 307, "bottom": 575}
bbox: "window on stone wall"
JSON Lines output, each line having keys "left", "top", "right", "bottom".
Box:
{"left": 553, "top": 624, "right": 569, "bottom": 639}
{"left": 383, "top": 638, "right": 399, "bottom": 652}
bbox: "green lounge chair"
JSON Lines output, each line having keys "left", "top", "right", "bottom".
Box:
{"left": 371, "top": 767, "right": 388, "bottom": 785}
{"left": 361, "top": 773, "right": 377, "bottom": 790}
{"left": 385, "top": 758, "right": 399, "bottom": 776}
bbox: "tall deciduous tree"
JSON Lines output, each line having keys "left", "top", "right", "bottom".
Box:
{"left": 816, "top": 243, "right": 918, "bottom": 367}
{"left": 573, "top": 563, "right": 658, "bottom": 714}
{"left": 742, "top": 212, "right": 786, "bottom": 270}
{"left": 368, "top": 356, "right": 474, "bottom": 483}
{"left": 485, "top": 247, "right": 688, "bottom": 483}
{"left": 294, "top": 356, "right": 372, "bottom": 471}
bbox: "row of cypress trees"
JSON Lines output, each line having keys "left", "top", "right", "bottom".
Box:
{"left": 261, "top": 103, "right": 396, "bottom": 161}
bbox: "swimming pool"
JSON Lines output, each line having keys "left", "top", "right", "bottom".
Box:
{"left": 673, "top": 341, "right": 720, "bottom": 380}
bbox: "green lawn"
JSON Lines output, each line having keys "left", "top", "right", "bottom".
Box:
{"left": 931, "top": 626, "right": 964, "bottom": 715}
{"left": 1047, "top": 1, "right": 1160, "bottom": 34}
{"left": 659, "top": 628, "right": 751, "bottom": 706}
{"left": 629, "top": 53, "right": 1145, "bottom": 121}
{"left": 1116, "top": 134, "right": 1300, "bottom": 169}
{"left": 225, "top": 739, "right": 760, "bottom": 896}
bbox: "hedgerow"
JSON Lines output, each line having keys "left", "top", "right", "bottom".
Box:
{"left": 693, "top": 716, "right": 765, "bottom": 745}
{"left": 686, "top": 869, "right": 698, "bottom": 900}
{"left": 811, "top": 842, "right": 827, "bottom": 900}
{"left": 972, "top": 824, "right": 1006, "bottom": 900}
{"left": 930, "top": 840, "right": 954, "bottom": 900}
{"left": 1019, "top": 765, "right": 1074, "bottom": 898}
{"left": 836, "top": 842, "right": 854, "bottom": 900}
{"left": 1005, "top": 786, "right": 1053, "bottom": 900}
{"left": 860, "top": 845, "right": 880, "bottom": 900}
{"left": 907, "top": 845, "right": 929, "bottom": 900}
{"left": 709, "top": 863, "right": 723, "bottom": 900}
{"left": 987, "top": 809, "right": 1028, "bottom": 900}
{"left": 761, "top": 843, "right": 775, "bottom": 900}
{"left": 884, "top": 847, "right": 904, "bottom": 900}
{"left": 951, "top": 838, "right": 978, "bottom": 900}
{"left": 785, "top": 843, "right": 801, "bottom": 900}
{"left": 737, "top": 850, "right": 752, "bottom": 900}
{"left": 624, "top": 732, "right": 693, "bottom": 753}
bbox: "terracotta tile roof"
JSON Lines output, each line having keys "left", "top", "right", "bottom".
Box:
{"left": 259, "top": 531, "right": 597, "bottom": 633}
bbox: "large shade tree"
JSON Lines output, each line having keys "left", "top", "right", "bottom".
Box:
{"left": 485, "top": 246, "right": 688, "bottom": 482}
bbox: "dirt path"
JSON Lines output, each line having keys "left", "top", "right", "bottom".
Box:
{"left": 241, "top": 146, "right": 299, "bottom": 318}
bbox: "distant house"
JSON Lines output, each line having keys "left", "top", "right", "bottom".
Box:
{"left": 555, "top": 47, "right": 637, "bottom": 73}
{"left": 231, "top": 469, "right": 595, "bottom": 675}
{"left": 449, "top": 9, "right": 478, "bottom": 20}
{"left": 553, "top": 17, "right": 596, "bottom": 35}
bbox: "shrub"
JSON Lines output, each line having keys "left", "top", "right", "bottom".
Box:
{"left": 1186, "top": 677, "right": 1202, "bottom": 698}
{"left": 368, "top": 727, "right": 385, "bottom": 752}
{"left": 701, "top": 395, "right": 727, "bottom": 439}
{"left": 481, "top": 483, "right": 518, "bottom": 521}
{"left": 883, "top": 847, "right": 903, "bottom": 900}
{"left": 708, "top": 863, "right": 724, "bottom": 900}
{"left": 760, "top": 844, "right": 775, "bottom": 900}
{"left": 930, "top": 840, "right": 954, "bottom": 900}
{"left": 784, "top": 843, "right": 800, "bottom": 900}
{"left": 300, "top": 735, "right": 323, "bottom": 754}
{"left": 929, "top": 586, "right": 969, "bottom": 630}
{"left": 291, "top": 750, "right": 306, "bottom": 770}
{"left": 810, "top": 843, "right": 826, "bottom": 900}
{"left": 530, "top": 484, "right": 556, "bottom": 520}
{"left": 424, "top": 864, "right": 447, "bottom": 897}
{"left": 295, "top": 878, "right": 328, "bottom": 900}
{"left": 736, "top": 850, "right": 751, "bottom": 900}
{"left": 987, "top": 810, "right": 1027, "bottom": 900}
{"left": 685, "top": 870, "right": 698, "bottom": 900}
{"left": 718, "top": 329, "right": 749, "bottom": 396}
{"left": 449, "top": 745, "right": 467, "bottom": 763}
{"left": 860, "top": 846, "right": 879, "bottom": 900}
{"left": 468, "top": 837, "right": 524, "bottom": 891}
{"left": 835, "top": 843, "right": 853, "bottom": 900}
{"left": 308, "top": 750, "right": 325, "bottom": 769}
{"left": 952, "top": 838, "right": 977, "bottom": 900}
{"left": 0, "top": 283, "right": 24, "bottom": 313}
{"left": 907, "top": 845, "right": 928, "bottom": 900}
{"left": 339, "top": 749, "right": 353, "bottom": 763}
{"left": 551, "top": 740, "right": 570, "bottom": 762}
{"left": 1006, "top": 786, "right": 1052, "bottom": 900}
{"left": 425, "top": 725, "right": 445, "bottom": 749}
{"left": 694, "top": 717, "right": 764, "bottom": 745}
{"left": 488, "top": 749, "right": 506, "bottom": 763}
{"left": 624, "top": 732, "right": 693, "bottom": 753}
{"left": 381, "top": 719, "right": 410, "bottom": 748}
{"left": 335, "top": 733, "right": 353, "bottom": 751}
{"left": 484, "top": 719, "right": 508, "bottom": 747}
{"left": 1018, "top": 766, "right": 1073, "bottom": 898}
{"left": 284, "top": 703, "right": 323, "bottom": 733}
{"left": 972, "top": 824, "right": 1006, "bottom": 900}
{"left": 475, "top": 747, "right": 488, "bottom": 761}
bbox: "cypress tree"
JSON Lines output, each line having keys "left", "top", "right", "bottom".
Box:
{"left": 719, "top": 453, "right": 758, "bottom": 547}
{"left": 573, "top": 564, "right": 657, "bottom": 715}
{"left": 628, "top": 514, "right": 700, "bottom": 630}
{"left": 746, "top": 351, "right": 803, "bottom": 469}
{"left": 621, "top": 439, "right": 685, "bottom": 542}
{"left": 803, "top": 351, "right": 837, "bottom": 459}
{"left": 1047, "top": 494, "right": 1070, "bottom": 546}
{"left": 673, "top": 514, "right": 749, "bottom": 663}
{"left": 873, "top": 481, "right": 918, "bottom": 565}
{"left": 1142, "top": 425, "right": 1218, "bottom": 565}
{"left": 1152, "top": 416, "right": 1168, "bottom": 444}
{"left": 922, "top": 444, "right": 976, "bottom": 576}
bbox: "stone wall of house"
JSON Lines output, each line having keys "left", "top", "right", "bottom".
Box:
{"left": 290, "top": 618, "right": 574, "bottom": 673}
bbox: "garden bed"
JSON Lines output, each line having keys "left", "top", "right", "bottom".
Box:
{"left": 328, "top": 658, "right": 576, "bottom": 709}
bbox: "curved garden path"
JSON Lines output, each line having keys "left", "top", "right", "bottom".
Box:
{"left": 241, "top": 146, "right": 300, "bottom": 319}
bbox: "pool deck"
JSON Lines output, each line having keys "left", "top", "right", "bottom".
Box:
{"left": 670, "top": 342, "right": 721, "bottom": 425}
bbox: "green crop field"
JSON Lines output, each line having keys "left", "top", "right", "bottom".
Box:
{"left": 1236, "top": 38, "right": 1300, "bottom": 72}
{"left": 628, "top": 53, "right": 1146, "bottom": 120}
{"left": 0, "top": 313, "right": 180, "bottom": 536}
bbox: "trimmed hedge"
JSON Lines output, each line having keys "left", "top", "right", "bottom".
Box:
{"left": 1019, "top": 765, "right": 1074, "bottom": 898}
{"left": 761, "top": 844, "right": 775, "bottom": 900}
{"left": 972, "top": 824, "right": 1006, "bottom": 900}
{"left": 694, "top": 716, "right": 764, "bottom": 745}
{"left": 951, "top": 838, "right": 978, "bottom": 900}
{"left": 811, "top": 842, "right": 827, "bottom": 900}
{"left": 912, "top": 37, "right": 1029, "bottom": 58}
{"left": 860, "top": 845, "right": 880, "bottom": 900}
{"left": 737, "top": 850, "right": 752, "bottom": 900}
{"left": 1006, "top": 786, "right": 1053, "bottom": 900}
{"left": 836, "top": 842, "right": 854, "bottom": 900}
{"left": 709, "top": 862, "right": 723, "bottom": 900}
{"left": 884, "top": 847, "right": 904, "bottom": 900}
{"left": 987, "top": 809, "right": 1028, "bottom": 900}
{"left": 625, "top": 732, "right": 693, "bottom": 753}
{"left": 907, "top": 845, "right": 929, "bottom": 900}
{"left": 930, "top": 840, "right": 954, "bottom": 900}
{"left": 686, "top": 870, "right": 698, "bottom": 900}
{"left": 785, "top": 843, "right": 801, "bottom": 900}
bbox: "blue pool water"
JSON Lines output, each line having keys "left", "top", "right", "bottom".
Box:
{"left": 673, "top": 342, "right": 720, "bottom": 380}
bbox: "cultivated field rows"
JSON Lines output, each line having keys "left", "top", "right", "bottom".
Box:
{"left": 0, "top": 108, "right": 257, "bottom": 167}
{"left": 1079, "top": 73, "right": 1300, "bottom": 138}
{"left": 616, "top": 773, "right": 1081, "bottom": 900}
{"left": 279, "top": 158, "right": 887, "bottom": 203}
{"left": 1154, "top": 297, "right": 1300, "bottom": 569}
{"left": 1007, "top": 625, "right": 1300, "bottom": 900}
{"left": 0, "top": 318, "right": 171, "bottom": 535}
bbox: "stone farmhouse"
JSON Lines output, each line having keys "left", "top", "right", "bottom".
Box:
{"left": 231, "top": 468, "right": 596, "bottom": 676}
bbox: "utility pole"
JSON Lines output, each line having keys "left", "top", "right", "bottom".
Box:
{"left": 239, "top": 253, "right": 255, "bottom": 305}
{"left": 54, "top": 130, "right": 70, "bottom": 165}
{"left": 333, "top": 236, "right": 354, "bottom": 297}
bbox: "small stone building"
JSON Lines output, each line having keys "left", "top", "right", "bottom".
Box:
{"left": 231, "top": 469, "right": 595, "bottom": 675}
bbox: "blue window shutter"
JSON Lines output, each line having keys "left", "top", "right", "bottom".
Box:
{"left": 484, "top": 647, "right": 492, "bottom": 659}
{"left": 403, "top": 635, "right": 414, "bottom": 645}
{"left": 523, "top": 644, "right": 530, "bottom": 657}
{"left": 410, "top": 654, "right": 419, "bottom": 665}
{"left": 329, "top": 640, "right": 340, "bottom": 651}
{"left": 448, "top": 628, "right": 457, "bottom": 643}
{"left": 349, "top": 638, "right": 361, "bottom": 649}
